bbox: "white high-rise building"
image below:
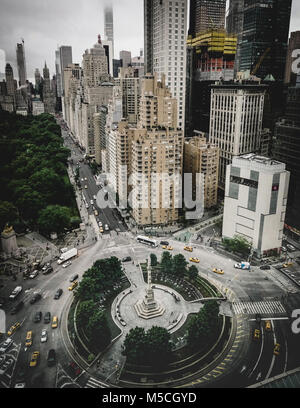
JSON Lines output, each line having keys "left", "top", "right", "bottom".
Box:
{"left": 144, "top": 0, "right": 187, "bottom": 131}
{"left": 104, "top": 4, "right": 114, "bottom": 59}
{"left": 223, "top": 154, "right": 290, "bottom": 258}
{"left": 209, "top": 82, "right": 267, "bottom": 187}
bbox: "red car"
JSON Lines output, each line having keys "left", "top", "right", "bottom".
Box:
{"left": 69, "top": 362, "right": 81, "bottom": 376}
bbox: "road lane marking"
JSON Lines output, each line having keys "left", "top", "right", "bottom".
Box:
{"left": 248, "top": 327, "right": 265, "bottom": 378}
{"left": 266, "top": 320, "right": 277, "bottom": 379}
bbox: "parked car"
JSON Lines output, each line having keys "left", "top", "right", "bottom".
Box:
{"left": 54, "top": 289, "right": 63, "bottom": 300}
{"left": 29, "top": 270, "right": 39, "bottom": 279}
{"left": 43, "top": 267, "right": 53, "bottom": 276}
{"left": 42, "top": 263, "right": 51, "bottom": 272}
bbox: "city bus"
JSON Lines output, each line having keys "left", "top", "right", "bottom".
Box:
{"left": 136, "top": 236, "right": 158, "bottom": 248}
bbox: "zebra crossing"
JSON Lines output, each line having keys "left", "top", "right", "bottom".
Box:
{"left": 232, "top": 300, "right": 286, "bottom": 316}
{"left": 84, "top": 377, "right": 109, "bottom": 388}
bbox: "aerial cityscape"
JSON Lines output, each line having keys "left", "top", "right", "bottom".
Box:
{"left": 0, "top": 0, "right": 300, "bottom": 393}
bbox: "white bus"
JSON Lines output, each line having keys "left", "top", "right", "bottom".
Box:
{"left": 136, "top": 236, "right": 158, "bottom": 248}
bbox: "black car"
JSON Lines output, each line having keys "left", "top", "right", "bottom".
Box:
{"left": 260, "top": 265, "right": 271, "bottom": 270}
{"left": 43, "top": 267, "right": 53, "bottom": 276}
{"left": 47, "top": 349, "right": 56, "bottom": 367}
{"left": 34, "top": 311, "right": 42, "bottom": 323}
{"left": 70, "top": 274, "right": 79, "bottom": 283}
{"left": 30, "top": 293, "right": 42, "bottom": 305}
{"left": 44, "top": 312, "right": 51, "bottom": 324}
{"left": 10, "top": 301, "right": 24, "bottom": 315}
{"left": 54, "top": 289, "right": 63, "bottom": 300}
{"left": 255, "top": 314, "right": 262, "bottom": 324}
{"left": 160, "top": 241, "right": 169, "bottom": 246}
{"left": 122, "top": 257, "right": 132, "bottom": 263}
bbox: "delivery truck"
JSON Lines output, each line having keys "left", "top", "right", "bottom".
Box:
{"left": 9, "top": 286, "right": 23, "bottom": 300}
{"left": 57, "top": 248, "right": 78, "bottom": 265}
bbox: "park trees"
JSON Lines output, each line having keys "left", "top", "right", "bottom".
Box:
{"left": 37, "top": 205, "right": 72, "bottom": 236}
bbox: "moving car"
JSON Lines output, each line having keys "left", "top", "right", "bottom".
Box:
{"left": 44, "top": 312, "right": 51, "bottom": 324}
{"left": 25, "top": 331, "right": 33, "bottom": 348}
{"left": 62, "top": 261, "right": 72, "bottom": 269}
{"left": 105, "top": 224, "right": 110, "bottom": 231}
{"left": 90, "top": 200, "right": 94, "bottom": 205}
{"left": 52, "top": 316, "right": 58, "bottom": 329}
{"left": 30, "top": 293, "right": 42, "bottom": 304}
{"left": 122, "top": 257, "right": 132, "bottom": 263}
{"left": 29, "top": 351, "right": 40, "bottom": 367}
{"left": 40, "top": 329, "right": 48, "bottom": 343}
{"left": 162, "top": 246, "right": 173, "bottom": 251}
{"left": 0, "top": 338, "right": 13, "bottom": 353}
{"left": 34, "top": 312, "right": 42, "bottom": 323}
{"left": 184, "top": 246, "right": 193, "bottom": 252}
{"left": 265, "top": 321, "right": 272, "bottom": 332}
{"left": 70, "top": 274, "right": 79, "bottom": 283}
{"left": 94, "top": 210, "right": 99, "bottom": 216}
{"left": 7, "top": 322, "right": 21, "bottom": 336}
{"left": 99, "top": 227, "right": 104, "bottom": 233}
{"left": 190, "top": 258, "right": 200, "bottom": 264}
{"left": 98, "top": 222, "right": 103, "bottom": 227}
{"left": 160, "top": 241, "right": 169, "bottom": 246}
{"left": 68, "top": 281, "right": 78, "bottom": 291}
{"left": 29, "top": 270, "right": 39, "bottom": 279}
{"left": 43, "top": 267, "right": 53, "bottom": 276}
{"left": 274, "top": 343, "right": 281, "bottom": 356}
{"left": 47, "top": 349, "right": 56, "bottom": 367}
{"left": 213, "top": 268, "right": 224, "bottom": 275}
{"left": 260, "top": 265, "right": 271, "bottom": 270}
{"left": 287, "top": 244, "right": 296, "bottom": 252}
{"left": 283, "top": 262, "right": 293, "bottom": 268}
{"left": 253, "top": 329, "right": 261, "bottom": 340}
{"left": 85, "top": 185, "right": 88, "bottom": 189}
{"left": 42, "top": 263, "right": 51, "bottom": 272}
{"left": 234, "top": 262, "right": 251, "bottom": 270}
{"left": 54, "top": 289, "right": 63, "bottom": 300}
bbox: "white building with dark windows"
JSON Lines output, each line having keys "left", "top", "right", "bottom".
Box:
{"left": 222, "top": 154, "right": 290, "bottom": 258}
{"left": 209, "top": 82, "right": 267, "bottom": 187}
{"left": 144, "top": 0, "right": 187, "bottom": 131}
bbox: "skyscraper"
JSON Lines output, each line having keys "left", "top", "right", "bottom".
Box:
{"left": 239, "top": 0, "right": 292, "bottom": 81}
{"left": 104, "top": 4, "right": 114, "bottom": 59}
{"left": 82, "top": 35, "right": 108, "bottom": 88}
{"left": 59, "top": 46, "right": 73, "bottom": 95}
{"left": 34, "top": 68, "right": 42, "bottom": 92}
{"left": 226, "top": 0, "right": 244, "bottom": 74}
{"left": 144, "top": 0, "right": 187, "bottom": 131}
{"left": 189, "top": 0, "right": 226, "bottom": 37}
{"left": 16, "top": 40, "right": 27, "bottom": 87}
{"left": 209, "top": 82, "right": 267, "bottom": 187}
{"left": 120, "top": 51, "right": 132, "bottom": 69}
{"left": 43, "top": 62, "right": 55, "bottom": 114}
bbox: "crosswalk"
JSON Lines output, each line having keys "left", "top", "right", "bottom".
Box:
{"left": 85, "top": 377, "right": 109, "bottom": 388}
{"left": 233, "top": 300, "right": 286, "bottom": 316}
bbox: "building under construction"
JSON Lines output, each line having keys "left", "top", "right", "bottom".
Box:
{"left": 185, "top": 29, "right": 237, "bottom": 137}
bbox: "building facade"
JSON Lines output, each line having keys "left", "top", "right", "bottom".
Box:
{"left": 144, "top": 0, "right": 187, "bottom": 131}
{"left": 189, "top": 0, "right": 226, "bottom": 37}
{"left": 209, "top": 82, "right": 267, "bottom": 187}
{"left": 284, "top": 31, "right": 300, "bottom": 85}
{"left": 226, "top": 0, "right": 244, "bottom": 74}
{"left": 120, "top": 50, "right": 132, "bottom": 69}
{"left": 184, "top": 133, "right": 219, "bottom": 209}
{"left": 43, "top": 62, "right": 55, "bottom": 114}
{"left": 104, "top": 4, "right": 114, "bottom": 58}
{"left": 16, "top": 40, "right": 27, "bottom": 87}
{"left": 223, "top": 154, "right": 290, "bottom": 258}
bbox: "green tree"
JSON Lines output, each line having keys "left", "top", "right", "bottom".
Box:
{"left": 172, "top": 254, "right": 188, "bottom": 277}
{"left": 188, "top": 265, "right": 199, "bottom": 281}
{"left": 76, "top": 300, "right": 98, "bottom": 327}
{"left": 75, "top": 277, "right": 99, "bottom": 302}
{"left": 122, "top": 327, "right": 147, "bottom": 364}
{"left": 160, "top": 252, "right": 173, "bottom": 275}
{"left": 37, "top": 205, "right": 71, "bottom": 235}
{"left": 0, "top": 201, "right": 18, "bottom": 230}
{"left": 146, "top": 326, "right": 172, "bottom": 367}
{"left": 86, "top": 311, "right": 111, "bottom": 351}
{"left": 150, "top": 253, "right": 158, "bottom": 267}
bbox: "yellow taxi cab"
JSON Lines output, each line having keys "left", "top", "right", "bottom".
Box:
{"left": 184, "top": 246, "right": 193, "bottom": 252}
{"left": 190, "top": 258, "right": 200, "bottom": 264}
{"left": 52, "top": 316, "right": 58, "bottom": 329}
{"left": 25, "top": 331, "right": 33, "bottom": 347}
{"left": 162, "top": 246, "right": 173, "bottom": 251}
{"left": 68, "top": 281, "right": 78, "bottom": 291}
{"left": 283, "top": 262, "right": 293, "bottom": 268}
{"left": 254, "top": 329, "right": 261, "bottom": 340}
{"left": 29, "top": 351, "right": 40, "bottom": 367}
{"left": 274, "top": 343, "right": 281, "bottom": 356}
{"left": 213, "top": 268, "right": 224, "bottom": 275}
{"left": 7, "top": 322, "right": 21, "bottom": 336}
{"left": 265, "top": 321, "right": 272, "bottom": 332}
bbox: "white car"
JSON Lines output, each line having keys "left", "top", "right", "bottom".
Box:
{"left": 84, "top": 178, "right": 87, "bottom": 181}
{"left": 85, "top": 204, "right": 89, "bottom": 209}
{"left": 62, "top": 261, "right": 72, "bottom": 269}
{"left": 29, "top": 270, "right": 39, "bottom": 279}
{"left": 105, "top": 224, "right": 109, "bottom": 231}
{"left": 15, "top": 383, "right": 26, "bottom": 388}
{"left": 41, "top": 329, "right": 48, "bottom": 343}
{"left": 98, "top": 222, "right": 103, "bottom": 227}
{"left": 93, "top": 195, "right": 97, "bottom": 200}
{"left": 0, "top": 338, "right": 13, "bottom": 353}
{"left": 81, "top": 179, "right": 84, "bottom": 182}
{"left": 90, "top": 200, "right": 94, "bottom": 205}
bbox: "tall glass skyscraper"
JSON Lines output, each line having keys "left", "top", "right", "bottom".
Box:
{"left": 104, "top": 4, "right": 114, "bottom": 59}
{"left": 16, "top": 40, "right": 27, "bottom": 87}
{"left": 239, "top": 0, "right": 292, "bottom": 81}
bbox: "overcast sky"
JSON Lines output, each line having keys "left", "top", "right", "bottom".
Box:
{"left": 0, "top": 0, "right": 300, "bottom": 82}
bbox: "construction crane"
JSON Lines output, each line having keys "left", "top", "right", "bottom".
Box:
{"left": 251, "top": 47, "right": 271, "bottom": 76}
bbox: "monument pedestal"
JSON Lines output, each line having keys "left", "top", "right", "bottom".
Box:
{"left": 1, "top": 225, "right": 18, "bottom": 257}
